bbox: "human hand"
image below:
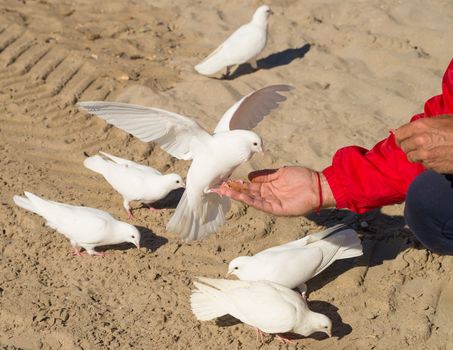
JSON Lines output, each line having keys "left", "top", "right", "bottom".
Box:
{"left": 394, "top": 115, "right": 453, "bottom": 174}
{"left": 211, "top": 166, "right": 336, "bottom": 216}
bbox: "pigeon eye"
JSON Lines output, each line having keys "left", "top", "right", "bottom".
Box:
{"left": 234, "top": 267, "right": 239, "bottom": 270}
{"left": 253, "top": 142, "right": 258, "bottom": 146}
{"left": 131, "top": 235, "right": 135, "bottom": 239}
{"left": 176, "top": 180, "right": 180, "bottom": 183}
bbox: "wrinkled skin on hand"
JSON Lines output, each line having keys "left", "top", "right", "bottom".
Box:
{"left": 395, "top": 115, "right": 453, "bottom": 174}
{"left": 212, "top": 166, "right": 335, "bottom": 216}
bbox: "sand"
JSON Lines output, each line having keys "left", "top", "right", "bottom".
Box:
{"left": 1, "top": 0, "right": 453, "bottom": 349}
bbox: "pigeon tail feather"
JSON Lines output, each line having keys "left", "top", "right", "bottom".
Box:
{"left": 84, "top": 155, "right": 109, "bottom": 175}
{"left": 166, "top": 191, "right": 230, "bottom": 241}
{"left": 13, "top": 195, "right": 41, "bottom": 216}
{"left": 194, "top": 46, "right": 228, "bottom": 76}
{"left": 191, "top": 281, "right": 228, "bottom": 321}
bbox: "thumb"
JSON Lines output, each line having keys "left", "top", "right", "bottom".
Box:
{"left": 248, "top": 168, "right": 281, "bottom": 183}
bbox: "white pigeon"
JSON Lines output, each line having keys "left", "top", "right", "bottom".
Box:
{"left": 77, "top": 84, "right": 292, "bottom": 241}
{"left": 84, "top": 151, "right": 185, "bottom": 218}
{"left": 191, "top": 277, "right": 332, "bottom": 341}
{"left": 227, "top": 225, "right": 363, "bottom": 292}
{"left": 13, "top": 192, "right": 141, "bottom": 256}
{"left": 194, "top": 5, "right": 273, "bottom": 78}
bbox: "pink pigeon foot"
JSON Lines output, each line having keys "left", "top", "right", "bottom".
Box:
{"left": 92, "top": 251, "right": 107, "bottom": 257}
{"left": 255, "top": 328, "right": 265, "bottom": 343}
{"left": 127, "top": 209, "right": 134, "bottom": 219}
{"left": 276, "top": 334, "right": 295, "bottom": 344}
{"left": 72, "top": 249, "right": 86, "bottom": 257}
{"left": 209, "top": 182, "right": 232, "bottom": 197}
{"left": 148, "top": 206, "right": 158, "bottom": 212}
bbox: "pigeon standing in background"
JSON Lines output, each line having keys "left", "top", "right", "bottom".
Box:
{"left": 194, "top": 5, "right": 273, "bottom": 78}
{"left": 84, "top": 151, "right": 185, "bottom": 218}
{"left": 191, "top": 277, "right": 332, "bottom": 341}
{"left": 13, "top": 192, "right": 141, "bottom": 256}
{"left": 78, "top": 84, "right": 293, "bottom": 241}
{"left": 227, "top": 225, "right": 363, "bottom": 292}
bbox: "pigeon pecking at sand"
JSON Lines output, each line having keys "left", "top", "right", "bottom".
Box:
{"left": 13, "top": 191, "right": 141, "bottom": 256}
{"left": 191, "top": 277, "right": 332, "bottom": 342}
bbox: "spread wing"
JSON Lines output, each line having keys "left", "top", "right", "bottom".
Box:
{"left": 214, "top": 85, "right": 294, "bottom": 133}
{"left": 78, "top": 101, "right": 211, "bottom": 160}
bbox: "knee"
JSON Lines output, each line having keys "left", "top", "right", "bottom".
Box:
{"left": 405, "top": 171, "right": 436, "bottom": 223}
{"left": 404, "top": 171, "right": 453, "bottom": 254}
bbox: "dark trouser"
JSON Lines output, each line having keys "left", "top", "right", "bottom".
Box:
{"left": 405, "top": 170, "right": 453, "bottom": 255}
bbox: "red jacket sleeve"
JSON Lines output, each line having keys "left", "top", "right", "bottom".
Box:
{"left": 323, "top": 58, "right": 453, "bottom": 214}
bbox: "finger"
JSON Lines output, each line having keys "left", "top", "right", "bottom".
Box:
{"left": 248, "top": 168, "right": 280, "bottom": 183}
{"left": 233, "top": 192, "right": 276, "bottom": 214}
{"left": 225, "top": 180, "right": 249, "bottom": 192}
{"left": 406, "top": 149, "right": 429, "bottom": 163}
{"left": 247, "top": 181, "right": 265, "bottom": 192}
{"left": 399, "top": 137, "right": 421, "bottom": 153}
{"left": 229, "top": 180, "right": 277, "bottom": 199}
{"left": 394, "top": 121, "right": 425, "bottom": 146}
{"left": 214, "top": 185, "right": 277, "bottom": 213}
{"left": 422, "top": 146, "right": 453, "bottom": 173}
{"left": 225, "top": 180, "right": 261, "bottom": 196}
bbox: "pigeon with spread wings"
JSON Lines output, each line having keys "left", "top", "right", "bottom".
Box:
{"left": 78, "top": 84, "right": 293, "bottom": 241}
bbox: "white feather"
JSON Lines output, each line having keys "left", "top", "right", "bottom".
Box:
{"left": 191, "top": 278, "right": 332, "bottom": 337}
{"left": 229, "top": 226, "right": 363, "bottom": 289}
{"left": 99, "top": 151, "right": 162, "bottom": 175}
{"left": 194, "top": 5, "right": 271, "bottom": 76}
{"left": 78, "top": 85, "right": 291, "bottom": 241}
{"left": 77, "top": 101, "right": 210, "bottom": 160}
{"left": 13, "top": 192, "right": 140, "bottom": 255}
{"left": 84, "top": 152, "right": 184, "bottom": 213}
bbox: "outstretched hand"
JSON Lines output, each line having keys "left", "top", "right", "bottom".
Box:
{"left": 211, "top": 166, "right": 336, "bottom": 216}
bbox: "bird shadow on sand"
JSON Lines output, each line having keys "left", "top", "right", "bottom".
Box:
{"left": 140, "top": 188, "right": 185, "bottom": 210}
{"left": 226, "top": 43, "right": 311, "bottom": 80}
{"left": 97, "top": 225, "right": 168, "bottom": 253}
{"left": 303, "top": 208, "right": 424, "bottom": 292}
{"left": 305, "top": 300, "right": 352, "bottom": 340}
{"left": 216, "top": 314, "right": 242, "bottom": 327}
{"left": 215, "top": 299, "right": 350, "bottom": 341}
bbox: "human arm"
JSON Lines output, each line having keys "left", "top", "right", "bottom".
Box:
{"left": 214, "top": 59, "right": 453, "bottom": 215}
{"left": 323, "top": 58, "right": 453, "bottom": 213}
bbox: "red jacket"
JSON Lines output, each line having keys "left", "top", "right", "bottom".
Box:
{"left": 323, "top": 58, "right": 453, "bottom": 213}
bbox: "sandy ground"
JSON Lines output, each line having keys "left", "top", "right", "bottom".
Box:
{"left": 1, "top": 0, "right": 453, "bottom": 349}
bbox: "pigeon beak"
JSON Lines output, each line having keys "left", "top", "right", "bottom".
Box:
{"left": 136, "top": 243, "right": 141, "bottom": 250}
{"left": 325, "top": 330, "right": 332, "bottom": 338}
{"left": 258, "top": 146, "right": 264, "bottom": 153}
{"left": 269, "top": 9, "right": 274, "bottom": 15}
{"left": 226, "top": 270, "right": 232, "bottom": 278}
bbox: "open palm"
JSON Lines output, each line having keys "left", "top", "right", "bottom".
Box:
{"left": 213, "top": 166, "right": 331, "bottom": 216}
